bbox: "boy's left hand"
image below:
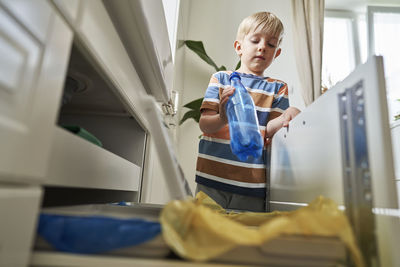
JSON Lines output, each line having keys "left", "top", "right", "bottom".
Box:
{"left": 266, "top": 107, "right": 301, "bottom": 139}
{"left": 281, "top": 107, "right": 301, "bottom": 127}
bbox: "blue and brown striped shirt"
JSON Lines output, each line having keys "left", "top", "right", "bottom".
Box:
{"left": 196, "top": 71, "right": 289, "bottom": 198}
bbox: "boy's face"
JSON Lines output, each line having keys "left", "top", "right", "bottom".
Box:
{"left": 234, "top": 31, "right": 281, "bottom": 76}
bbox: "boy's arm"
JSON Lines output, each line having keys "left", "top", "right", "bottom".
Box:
{"left": 199, "top": 110, "right": 225, "bottom": 133}
{"left": 266, "top": 107, "right": 301, "bottom": 138}
{"left": 199, "top": 86, "right": 235, "bottom": 134}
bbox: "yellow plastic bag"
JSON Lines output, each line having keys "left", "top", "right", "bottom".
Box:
{"left": 160, "top": 191, "right": 364, "bottom": 267}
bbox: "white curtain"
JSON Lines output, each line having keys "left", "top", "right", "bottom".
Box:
{"left": 292, "top": 0, "right": 325, "bottom": 106}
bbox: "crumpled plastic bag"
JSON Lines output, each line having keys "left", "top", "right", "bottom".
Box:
{"left": 160, "top": 191, "right": 364, "bottom": 267}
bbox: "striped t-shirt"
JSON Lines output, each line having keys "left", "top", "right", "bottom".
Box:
{"left": 196, "top": 71, "right": 289, "bottom": 198}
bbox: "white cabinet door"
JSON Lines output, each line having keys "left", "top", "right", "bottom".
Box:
{"left": 52, "top": 0, "right": 81, "bottom": 26}
{"left": 0, "top": 1, "right": 73, "bottom": 183}
{"left": 0, "top": 185, "right": 42, "bottom": 267}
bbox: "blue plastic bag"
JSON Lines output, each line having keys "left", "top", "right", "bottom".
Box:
{"left": 37, "top": 214, "right": 161, "bottom": 254}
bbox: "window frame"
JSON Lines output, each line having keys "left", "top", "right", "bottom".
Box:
{"left": 325, "top": 10, "right": 362, "bottom": 66}
{"left": 367, "top": 6, "right": 400, "bottom": 123}
{"left": 367, "top": 6, "right": 400, "bottom": 56}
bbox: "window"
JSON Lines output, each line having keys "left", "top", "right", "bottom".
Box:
{"left": 357, "top": 14, "right": 368, "bottom": 64}
{"left": 322, "top": 14, "right": 357, "bottom": 89}
{"left": 368, "top": 7, "right": 400, "bottom": 122}
{"left": 323, "top": 8, "right": 400, "bottom": 122}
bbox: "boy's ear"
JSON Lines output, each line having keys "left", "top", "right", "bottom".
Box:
{"left": 274, "top": 48, "right": 282, "bottom": 59}
{"left": 234, "top": 40, "right": 242, "bottom": 56}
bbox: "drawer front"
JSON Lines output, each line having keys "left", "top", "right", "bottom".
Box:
{"left": 0, "top": 6, "right": 42, "bottom": 125}
{"left": 0, "top": 2, "right": 73, "bottom": 182}
{"left": 0, "top": 185, "right": 42, "bottom": 267}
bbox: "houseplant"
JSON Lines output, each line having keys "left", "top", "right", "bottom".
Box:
{"left": 179, "top": 40, "right": 240, "bottom": 125}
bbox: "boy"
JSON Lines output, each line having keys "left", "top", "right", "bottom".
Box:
{"left": 195, "top": 12, "right": 300, "bottom": 212}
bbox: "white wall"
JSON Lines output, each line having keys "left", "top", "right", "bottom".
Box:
{"left": 174, "top": 0, "right": 304, "bottom": 193}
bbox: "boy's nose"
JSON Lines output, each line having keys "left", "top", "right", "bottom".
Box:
{"left": 258, "top": 42, "right": 266, "bottom": 52}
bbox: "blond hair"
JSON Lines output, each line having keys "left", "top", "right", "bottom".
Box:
{"left": 236, "top": 12, "right": 284, "bottom": 44}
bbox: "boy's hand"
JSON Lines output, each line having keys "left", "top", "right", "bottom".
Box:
{"left": 281, "top": 107, "right": 301, "bottom": 127}
{"left": 266, "top": 107, "right": 301, "bottom": 138}
{"left": 219, "top": 86, "right": 235, "bottom": 124}
{"left": 199, "top": 86, "right": 235, "bottom": 134}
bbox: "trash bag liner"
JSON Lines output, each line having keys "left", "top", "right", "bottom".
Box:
{"left": 37, "top": 214, "right": 161, "bottom": 254}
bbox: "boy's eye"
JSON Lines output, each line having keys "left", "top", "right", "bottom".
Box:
{"left": 249, "top": 36, "right": 260, "bottom": 43}
{"left": 268, "top": 43, "right": 276, "bottom": 48}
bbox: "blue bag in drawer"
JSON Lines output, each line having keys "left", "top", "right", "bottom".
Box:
{"left": 37, "top": 214, "right": 161, "bottom": 254}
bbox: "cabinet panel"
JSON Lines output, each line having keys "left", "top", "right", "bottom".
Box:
{"left": 0, "top": 185, "right": 42, "bottom": 267}
{"left": 0, "top": 5, "right": 73, "bottom": 182}
{"left": 0, "top": 29, "right": 26, "bottom": 92}
{"left": 0, "top": 0, "right": 52, "bottom": 43}
{"left": 104, "top": 0, "right": 173, "bottom": 103}
{"left": 0, "top": 7, "right": 41, "bottom": 123}
{"left": 52, "top": 0, "right": 81, "bottom": 26}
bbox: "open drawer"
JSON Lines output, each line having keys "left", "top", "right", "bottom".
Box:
{"left": 31, "top": 203, "right": 347, "bottom": 267}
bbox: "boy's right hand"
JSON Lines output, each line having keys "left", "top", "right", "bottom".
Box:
{"left": 219, "top": 86, "right": 235, "bottom": 124}
{"left": 199, "top": 86, "right": 235, "bottom": 134}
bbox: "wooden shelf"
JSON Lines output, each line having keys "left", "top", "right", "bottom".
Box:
{"left": 44, "top": 126, "right": 141, "bottom": 191}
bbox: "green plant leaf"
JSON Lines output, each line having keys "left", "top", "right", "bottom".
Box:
{"left": 179, "top": 109, "right": 201, "bottom": 125}
{"left": 184, "top": 40, "right": 222, "bottom": 72}
{"left": 183, "top": 97, "right": 203, "bottom": 110}
{"left": 217, "top": 65, "right": 227, "bottom": 71}
{"left": 235, "top": 60, "right": 241, "bottom": 70}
